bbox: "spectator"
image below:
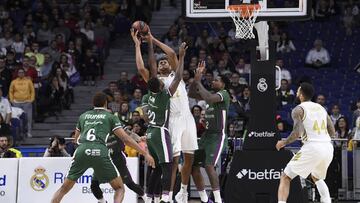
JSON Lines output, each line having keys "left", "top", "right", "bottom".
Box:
{"left": 202, "top": 70, "right": 214, "bottom": 90}
{"left": 235, "top": 57, "right": 251, "bottom": 75}
{"left": 276, "top": 32, "right": 296, "bottom": 53}
{"left": 0, "top": 135, "right": 16, "bottom": 158}
{"left": 9, "top": 68, "right": 35, "bottom": 137}
{"left": 196, "top": 109, "right": 206, "bottom": 137}
{"left": 26, "top": 42, "right": 45, "bottom": 67}
{"left": 195, "top": 29, "right": 213, "bottom": 50}
{"left": 53, "top": 19, "right": 71, "bottom": 42}
{"left": 36, "top": 22, "right": 53, "bottom": 47}
{"left": 305, "top": 39, "right": 330, "bottom": 68}
{"left": 0, "top": 31, "right": 13, "bottom": 49}
{"left": 103, "top": 81, "right": 119, "bottom": 102}
{"left": 41, "top": 40, "right": 61, "bottom": 62}
{"left": 0, "top": 56, "right": 12, "bottom": 96}
{"left": 108, "top": 91, "right": 123, "bottom": 113}
{"left": 228, "top": 88, "right": 246, "bottom": 121}
{"left": 214, "top": 59, "right": 231, "bottom": 77}
{"left": 343, "top": 6, "right": 355, "bottom": 36}
{"left": 276, "top": 79, "right": 295, "bottom": 108}
{"left": 94, "top": 19, "right": 110, "bottom": 58}
{"left": 117, "top": 102, "right": 131, "bottom": 125}
{"left": 81, "top": 48, "right": 100, "bottom": 86}
{"left": 352, "top": 100, "right": 360, "bottom": 128}
{"left": 5, "top": 51, "right": 19, "bottom": 71}
{"left": 117, "top": 71, "right": 132, "bottom": 96}
{"left": 0, "top": 87, "right": 11, "bottom": 125}
{"left": 330, "top": 104, "right": 343, "bottom": 126}
{"left": 65, "top": 132, "right": 77, "bottom": 156}
{"left": 275, "top": 58, "right": 292, "bottom": 85}
{"left": 315, "top": 0, "right": 331, "bottom": 20}
{"left": 129, "top": 88, "right": 143, "bottom": 112}
{"left": 239, "top": 86, "right": 251, "bottom": 112}
{"left": 39, "top": 53, "right": 53, "bottom": 80}
{"left": 131, "top": 72, "right": 147, "bottom": 93}
{"left": 81, "top": 21, "right": 95, "bottom": 42}
{"left": 316, "top": 94, "right": 327, "bottom": 111}
{"left": 230, "top": 72, "right": 246, "bottom": 96}
{"left": 43, "top": 136, "right": 71, "bottom": 157}
{"left": 334, "top": 117, "right": 352, "bottom": 148}
{"left": 53, "top": 67, "right": 71, "bottom": 109}
{"left": 100, "top": 0, "right": 119, "bottom": 16}
{"left": 11, "top": 33, "right": 25, "bottom": 58}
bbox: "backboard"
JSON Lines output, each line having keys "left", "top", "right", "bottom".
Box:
{"left": 184, "top": 0, "right": 311, "bottom": 21}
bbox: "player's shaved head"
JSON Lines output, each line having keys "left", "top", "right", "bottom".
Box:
{"left": 93, "top": 92, "right": 108, "bottom": 107}
{"left": 148, "top": 77, "right": 161, "bottom": 93}
{"left": 299, "top": 82, "right": 314, "bottom": 101}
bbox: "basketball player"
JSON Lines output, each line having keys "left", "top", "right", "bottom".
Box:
{"left": 188, "top": 62, "right": 230, "bottom": 203}
{"left": 276, "top": 82, "right": 335, "bottom": 203}
{"left": 131, "top": 29, "right": 198, "bottom": 203}
{"left": 51, "top": 92, "right": 155, "bottom": 203}
{"left": 142, "top": 42, "right": 187, "bottom": 203}
{"left": 90, "top": 128, "right": 147, "bottom": 203}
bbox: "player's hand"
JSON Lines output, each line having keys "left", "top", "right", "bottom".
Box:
{"left": 130, "top": 28, "right": 141, "bottom": 47}
{"left": 194, "top": 60, "right": 205, "bottom": 82}
{"left": 139, "top": 136, "right": 147, "bottom": 142}
{"left": 144, "top": 153, "right": 156, "bottom": 168}
{"left": 142, "top": 31, "right": 153, "bottom": 43}
{"left": 276, "top": 140, "right": 286, "bottom": 151}
{"left": 179, "top": 42, "right": 188, "bottom": 58}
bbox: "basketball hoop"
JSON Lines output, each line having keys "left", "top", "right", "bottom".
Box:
{"left": 227, "top": 4, "right": 261, "bottom": 39}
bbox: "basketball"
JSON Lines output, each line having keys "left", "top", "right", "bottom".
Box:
{"left": 131, "top": 21, "right": 149, "bottom": 36}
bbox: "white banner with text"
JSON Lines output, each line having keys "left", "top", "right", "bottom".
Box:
{"left": 0, "top": 158, "right": 18, "bottom": 203}
{"left": 15, "top": 157, "right": 139, "bottom": 203}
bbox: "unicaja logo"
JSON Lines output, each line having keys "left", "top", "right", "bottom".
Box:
{"left": 248, "top": 131, "right": 275, "bottom": 137}
{"left": 257, "top": 78, "right": 268, "bottom": 92}
{"left": 236, "top": 169, "right": 283, "bottom": 180}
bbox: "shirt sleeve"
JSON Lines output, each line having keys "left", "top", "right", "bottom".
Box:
{"left": 111, "top": 114, "right": 124, "bottom": 132}
{"left": 216, "top": 91, "right": 225, "bottom": 102}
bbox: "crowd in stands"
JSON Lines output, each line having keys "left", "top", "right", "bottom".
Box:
{"left": 0, "top": 0, "right": 150, "bottom": 145}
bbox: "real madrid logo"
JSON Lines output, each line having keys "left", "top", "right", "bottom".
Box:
{"left": 257, "top": 78, "right": 268, "bottom": 92}
{"left": 30, "top": 166, "right": 49, "bottom": 191}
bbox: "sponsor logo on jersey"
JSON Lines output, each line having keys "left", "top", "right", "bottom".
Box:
{"left": 236, "top": 168, "right": 282, "bottom": 180}
{"left": 248, "top": 131, "right": 275, "bottom": 137}
{"left": 257, "top": 78, "right": 268, "bottom": 92}
{"left": 30, "top": 166, "right": 49, "bottom": 191}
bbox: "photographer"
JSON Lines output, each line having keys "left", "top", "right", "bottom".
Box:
{"left": 0, "top": 135, "right": 16, "bottom": 158}
{"left": 43, "top": 136, "right": 70, "bottom": 157}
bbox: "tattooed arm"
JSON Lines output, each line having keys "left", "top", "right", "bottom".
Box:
{"left": 276, "top": 106, "right": 304, "bottom": 150}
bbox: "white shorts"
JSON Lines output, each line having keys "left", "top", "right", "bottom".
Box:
{"left": 169, "top": 113, "right": 198, "bottom": 155}
{"left": 284, "top": 142, "right": 334, "bottom": 180}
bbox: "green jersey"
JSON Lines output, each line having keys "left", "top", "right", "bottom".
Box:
{"left": 76, "top": 108, "right": 124, "bottom": 146}
{"left": 204, "top": 89, "right": 230, "bottom": 134}
{"left": 143, "top": 89, "right": 171, "bottom": 127}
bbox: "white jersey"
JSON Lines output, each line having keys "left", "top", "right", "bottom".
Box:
{"left": 299, "top": 101, "right": 331, "bottom": 143}
{"left": 159, "top": 72, "right": 191, "bottom": 116}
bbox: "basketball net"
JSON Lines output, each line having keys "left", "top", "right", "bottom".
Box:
{"left": 227, "top": 3, "right": 269, "bottom": 60}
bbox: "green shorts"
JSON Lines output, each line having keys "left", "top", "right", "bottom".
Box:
{"left": 67, "top": 143, "right": 120, "bottom": 183}
{"left": 194, "top": 132, "right": 227, "bottom": 167}
{"left": 146, "top": 126, "right": 173, "bottom": 164}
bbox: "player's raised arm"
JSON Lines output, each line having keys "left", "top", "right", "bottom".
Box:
{"left": 145, "top": 32, "right": 158, "bottom": 79}
{"left": 131, "top": 29, "right": 150, "bottom": 82}
{"left": 326, "top": 114, "right": 336, "bottom": 138}
{"left": 194, "top": 61, "right": 222, "bottom": 104}
{"left": 168, "top": 42, "right": 187, "bottom": 95}
{"left": 276, "top": 106, "right": 305, "bottom": 150}
{"left": 114, "top": 128, "right": 155, "bottom": 168}
{"left": 152, "top": 35, "right": 179, "bottom": 71}
{"left": 188, "top": 62, "right": 205, "bottom": 100}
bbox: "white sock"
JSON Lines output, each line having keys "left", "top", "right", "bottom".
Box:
{"left": 154, "top": 196, "right": 161, "bottom": 203}
{"left": 98, "top": 198, "right": 106, "bottom": 203}
{"left": 315, "top": 180, "right": 331, "bottom": 203}
{"left": 199, "top": 190, "right": 208, "bottom": 202}
{"left": 213, "top": 190, "right": 221, "bottom": 203}
{"left": 278, "top": 201, "right": 286, "bottom": 203}
{"left": 180, "top": 183, "right": 188, "bottom": 193}
{"left": 169, "top": 191, "right": 173, "bottom": 199}
{"left": 162, "top": 194, "right": 170, "bottom": 202}
{"left": 141, "top": 194, "right": 147, "bottom": 201}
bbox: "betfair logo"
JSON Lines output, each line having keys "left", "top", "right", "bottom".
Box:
{"left": 236, "top": 169, "right": 282, "bottom": 180}
{"left": 248, "top": 131, "right": 275, "bottom": 138}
